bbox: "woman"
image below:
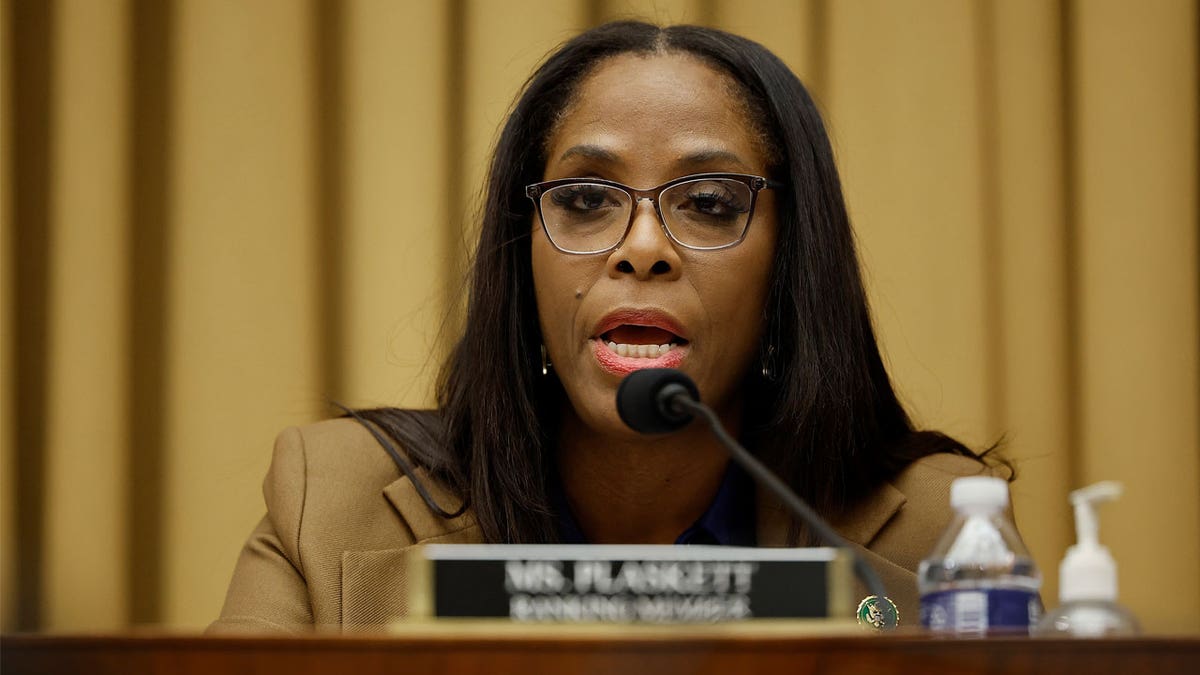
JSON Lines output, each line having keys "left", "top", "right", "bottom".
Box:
{"left": 212, "top": 21, "right": 1006, "bottom": 632}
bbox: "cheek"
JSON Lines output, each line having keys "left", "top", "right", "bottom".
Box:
{"left": 743, "top": 219, "right": 778, "bottom": 309}
{"left": 530, "top": 233, "right": 587, "bottom": 347}
{"left": 708, "top": 266, "right": 771, "bottom": 341}
{"left": 705, "top": 223, "right": 777, "bottom": 350}
{"left": 530, "top": 238, "right": 559, "bottom": 335}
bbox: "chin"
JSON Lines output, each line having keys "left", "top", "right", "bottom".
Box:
{"left": 557, "top": 380, "right": 637, "bottom": 440}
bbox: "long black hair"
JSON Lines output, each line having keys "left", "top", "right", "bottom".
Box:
{"left": 357, "top": 21, "right": 977, "bottom": 544}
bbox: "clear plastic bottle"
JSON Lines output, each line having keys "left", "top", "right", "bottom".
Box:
{"left": 918, "top": 476, "right": 1043, "bottom": 636}
{"left": 1033, "top": 481, "right": 1140, "bottom": 638}
{"left": 1035, "top": 600, "right": 1139, "bottom": 637}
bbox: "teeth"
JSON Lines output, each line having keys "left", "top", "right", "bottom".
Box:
{"left": 604, "top": 341, "right": 676, "bottom": 359}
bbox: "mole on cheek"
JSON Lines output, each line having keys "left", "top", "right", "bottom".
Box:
{"left": 574, "top": 290, "right": 583, "bottom": 300}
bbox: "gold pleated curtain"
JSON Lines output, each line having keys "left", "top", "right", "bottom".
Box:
{"left": 2, "top": 0, "right": 1196, "bottom": 633}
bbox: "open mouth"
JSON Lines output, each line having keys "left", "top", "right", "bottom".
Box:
{"left": 598, "top": 325, "right": 689, "bottom": 360}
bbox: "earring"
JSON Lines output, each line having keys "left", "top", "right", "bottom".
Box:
{"left": 760, "top": 344, "right": 776, "bottom": 381}
{"left": 540, "top": 344, "right": 552, "bottom": 376}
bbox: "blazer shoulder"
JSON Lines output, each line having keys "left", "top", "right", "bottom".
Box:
{"left": 261, "top": 418, "right": 404, "bottom": 557}
{"left": 272, "top": 417, "right": 406, "bottom": 488}
{"left": 891, "top": 451, "right": 1003, "bottom": 497}
{"left": 281, "top": 416, "right": 393, "bottom": 460}
{"left": 869, "top": 452, "right": 1006, "bottom": 573}
{"left": 276, "top": 415, "right": 473, "bottom": 540}
{"left": 889, "top": 452, "right": 1007, "bottom": 523}
{"left": 225, "top": 417, "right": 442, "bottom": 629}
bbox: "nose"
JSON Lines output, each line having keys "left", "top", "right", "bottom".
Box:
{"left": 607, "top": 198, "right": 682, "bottom": 281}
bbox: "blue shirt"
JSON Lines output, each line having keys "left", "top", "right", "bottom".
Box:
{"left": 553, "top": 462, "right": 757, "bottom": 546}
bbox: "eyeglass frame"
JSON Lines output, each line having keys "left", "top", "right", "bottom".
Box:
{"left": 524, "top": 172, "right": 784, "bottom": 255}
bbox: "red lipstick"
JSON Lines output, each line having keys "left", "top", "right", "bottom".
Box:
{"left": 590, "top": 308, "right": 690, "bottom": 376}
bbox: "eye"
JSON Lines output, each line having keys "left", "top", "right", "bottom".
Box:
{"left": 675, "top": 182, "right": 749, "bottom": 221}
{"left": 689, "top": 191, "right": 739, "bottom": 215}
{"left": 550, "top": 185, "right": 622, "bottom": 212}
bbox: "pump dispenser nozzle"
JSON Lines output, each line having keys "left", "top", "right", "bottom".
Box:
{"left": 1070, "top": 481, "right": 1122, "bottom": 549}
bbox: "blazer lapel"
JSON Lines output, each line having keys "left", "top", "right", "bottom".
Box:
{"left": 755, "top": 479, "right": 907, "bottom": 548}
{"left": 754, "top": 478, "right": 919, "bottom": 621}
{"left": 341, "top": 468, "right": 482, "bottom": 629}
{"left": 829, "top": 481, "right": 907, "bottom": 547}
{"left": 381, "top": 466, "right": 476, "bottom": 540}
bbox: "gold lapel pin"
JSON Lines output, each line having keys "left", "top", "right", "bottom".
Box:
{"left": 857, "top": 595, "right": 900, "bottom": 631}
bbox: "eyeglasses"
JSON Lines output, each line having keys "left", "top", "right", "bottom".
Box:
{"left": 525, "top": 172, "right": 782, "bottom": 255}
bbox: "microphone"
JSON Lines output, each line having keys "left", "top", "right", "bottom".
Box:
{"left": 617, "top": 368, "right": 890, "bottom": 609}
{"left": 615, "top": 367, "right": 699, "bottom": 433}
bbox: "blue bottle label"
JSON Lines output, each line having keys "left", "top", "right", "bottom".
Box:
{"left": 920, "top": 588, "right": 1042, "bottom": 635}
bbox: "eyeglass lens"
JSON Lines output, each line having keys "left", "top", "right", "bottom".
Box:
{"left": 539, "top": 177, "right": 754, "bottom": 253}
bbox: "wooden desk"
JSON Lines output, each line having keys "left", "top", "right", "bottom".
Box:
{"left": 3, "top": 628, "right": 1198, "bottom": 674}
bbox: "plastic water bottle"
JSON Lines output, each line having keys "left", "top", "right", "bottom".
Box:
{"left": 918, "top": 476, "right": 1043, "bottom": 636}
{"left": 1033, "top": 481, "right": 1140, "bottom": 637}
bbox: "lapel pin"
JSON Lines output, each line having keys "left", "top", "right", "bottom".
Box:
{"left": 857, "top": 595, "right": 899, "bottom": 631}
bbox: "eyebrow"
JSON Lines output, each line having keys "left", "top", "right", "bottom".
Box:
{"left": 557, "top": 145, "right": 752, "bottom": 171}
{"left": 558, "top": 144, "right": 621, "bottom": 163}
{"left": 678, "top": 148, "right": 751, "bottom": 171}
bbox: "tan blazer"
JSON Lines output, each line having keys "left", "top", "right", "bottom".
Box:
{"left": 210, "top": 418, "right": 1001, "bottom": 633}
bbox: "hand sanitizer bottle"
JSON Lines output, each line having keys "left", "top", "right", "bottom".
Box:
{"left": 1033, "top": 481, "right": 1140, "bottom": 637}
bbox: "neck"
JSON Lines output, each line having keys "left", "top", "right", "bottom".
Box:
{"left": 555, "top": 405, "right": 741, "bottom": 544}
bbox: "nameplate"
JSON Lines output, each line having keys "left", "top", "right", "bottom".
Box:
{"left": 407, "top": 544, "right": 851, "bottom": 623}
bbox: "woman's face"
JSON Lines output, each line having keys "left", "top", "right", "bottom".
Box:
{"left": 532, "top": 52, "right": 777, "bottom": 437}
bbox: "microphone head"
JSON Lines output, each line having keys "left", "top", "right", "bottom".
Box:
{"left": 617, "top": 368, "right": 701, "bottom": 434}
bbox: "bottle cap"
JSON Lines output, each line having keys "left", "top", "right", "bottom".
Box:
{"left": 950, "top": 476, "right": 1008, "bottom": 512}
{"left": 1059, "top": 481, "right": 1122, "bottom": 602}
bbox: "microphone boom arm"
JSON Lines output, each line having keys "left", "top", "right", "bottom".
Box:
{"left": 669, "top": 394, "right": 889, "bottom": 603}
